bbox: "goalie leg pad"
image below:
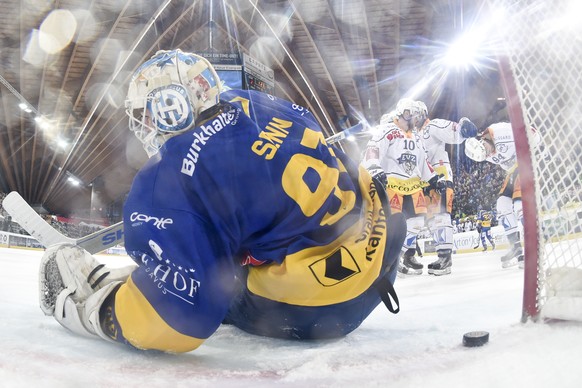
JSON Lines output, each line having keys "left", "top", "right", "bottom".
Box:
{"left": 54, "top": 280, "right": 121, "bottom": 340}
{"left": 39, "top": 243, "right": 133, "bottom": 342}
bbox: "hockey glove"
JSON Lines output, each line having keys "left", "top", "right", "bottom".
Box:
{"left": 459, "top": 117, "right": 478, "bottom": 138}
{"left": 427, "top": 174, "right": 447, "bottom": 195}
{"left": 367, "top": 164, "right": 387, "bottom": 188}
{"left": 39, "top": 243, "right": 136, "bottom": 341}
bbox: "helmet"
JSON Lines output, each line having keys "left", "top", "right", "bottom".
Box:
{"left": 395, "top": 98, "right": 418, "bottom": 122}
{"left": 125, "top": 49, "right": 223, "bottom": 157}
{"left": 415, "top": 100, "right": 428, "bottom": 127}
{"left": 379, "top": 112, "right": 394, "bottom": 126}
{"left": 464, "top": 137, "right": 487, "bottom": 162}
{"left": 459, "top": 117, "right": 478, "bottom": 138}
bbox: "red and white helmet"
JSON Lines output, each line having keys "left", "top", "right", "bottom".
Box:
{"left": 125, "top": 49, "right": 222, "bottom": 157}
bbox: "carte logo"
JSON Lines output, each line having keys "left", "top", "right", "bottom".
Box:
{"left": 130, "top": 212, "right": 173, "bottom": 230}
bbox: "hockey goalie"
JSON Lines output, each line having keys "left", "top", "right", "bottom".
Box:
{"left": 37, "top": 49, "right": 406, "bottom": 353}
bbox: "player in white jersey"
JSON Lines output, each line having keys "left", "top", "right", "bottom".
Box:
{"left": 465, "top": 122, "right": 541, "bottom": 268}
{"left": 415, "top": 101, "right": 478, "bottom": 275}
{"left": 362, "top": 98, "right": 445, "bottom": 275}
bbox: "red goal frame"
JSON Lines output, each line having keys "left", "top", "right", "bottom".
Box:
{"left": 497, "top": 56, "right": 540, "bottom": 321}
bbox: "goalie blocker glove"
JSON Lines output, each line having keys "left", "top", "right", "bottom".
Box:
{"left": 39, "top": 243, "right": 136, "bottom": 341}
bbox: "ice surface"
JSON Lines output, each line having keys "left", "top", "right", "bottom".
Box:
{"left": 1, "top": 246, "right": 581, "bottom": 387}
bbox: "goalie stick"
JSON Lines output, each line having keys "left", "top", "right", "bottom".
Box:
{"left": 2, "top": 191, "right": 124, "bottom": 254}
{"left": 325, "top": 121, "right": 369, "bottom": 145}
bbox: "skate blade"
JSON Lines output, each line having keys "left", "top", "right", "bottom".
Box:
{"left": 501, "top": 258, "right": 518, "bottom": 268}
{"left": 432, "top": 268, "right": 452, "bottom": 276}
{"left": 397, "top": 269, "right": 422, "bottom": 277}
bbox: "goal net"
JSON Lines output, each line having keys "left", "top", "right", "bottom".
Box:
{"left": 490, "top": 0, "right": 582, "bottom": 321}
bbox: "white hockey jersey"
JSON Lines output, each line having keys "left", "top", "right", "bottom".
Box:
{"left": 362, "top": 122, "right": 435, "bottom": 195}
{"left": 483, "top": 122, "right": 518, "bottom": 171}
{"left": 484, "top": 122, "right": 542, "bottom": 172}
{"left": 419, "top": 118, "right": 467, "bottom": 182}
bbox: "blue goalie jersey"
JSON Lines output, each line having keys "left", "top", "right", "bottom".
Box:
{"left": 109, "top": 90, "right": 395, "bottom": 352}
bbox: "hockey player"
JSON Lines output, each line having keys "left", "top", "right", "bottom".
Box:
{"left": 465, "top": 122, "right": 540, "bottom": 268}
{"left": 362, "top": 98, "right": 445, "bottom": 276}
{"left": 37, "top": 49, "right": 407, "bottom": 352}
{"left": 415, "top": 101, "right": 478, "bottom": 275}
{"left": 473, "top": 217, "right": 482, "bottom": 249}
{"left": 476, "top": 209, "right": 496, "bottom": 251}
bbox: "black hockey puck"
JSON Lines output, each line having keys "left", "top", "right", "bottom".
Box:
{"left": 462, "top": 331, "right": 489, "bottom": 347}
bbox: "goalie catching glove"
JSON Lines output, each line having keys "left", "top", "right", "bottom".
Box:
{"left": 39, "top": 243, "right": 136, "bottom": 341}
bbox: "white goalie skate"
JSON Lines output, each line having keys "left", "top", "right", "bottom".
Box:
{"left": 39, "top": 243, "right": 135, "bottom": 339}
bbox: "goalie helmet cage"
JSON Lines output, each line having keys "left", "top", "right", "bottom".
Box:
{"left": 489, "top": 0, "right": 582, "bottom": 322}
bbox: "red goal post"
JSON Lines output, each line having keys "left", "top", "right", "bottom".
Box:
{"left": 491, "top": 0, "right": 582, "bottom": 322}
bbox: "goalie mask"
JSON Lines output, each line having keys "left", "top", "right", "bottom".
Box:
{"left": 125, "top": 49, "right": 223, "bottom": 157}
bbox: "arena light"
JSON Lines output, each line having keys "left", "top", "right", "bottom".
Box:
{"left": 18, "top": 102, "right": 32, "bottom": 113}
{"left": 56, "top": 137, "right": 69, "bottom": 149}
{"left": 438, "top": 4, "right": 509, "bottom": 75}
{"left": 443, "top": 29, "right": 483, "bottom": 72}
{"left": 0, "top": 73, "right": 37, "bottom": 114}
{"left": 65, "top": 171, "right": 84, "bottom": 187}
{"left": 34, "top": 116, "right": 53, "bottom": 130}
{"left": 389, "top": 3, "right": 513, "bottom": 117}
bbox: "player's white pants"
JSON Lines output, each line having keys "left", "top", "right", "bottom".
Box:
{"left": 402, "top": 216, "right": 425, "bottom": 251}
{"left": 497, "top": 196, "right": 523, "bottom": 235}
{"left": 428, "top": 213, "right": 454, "bottom": 251}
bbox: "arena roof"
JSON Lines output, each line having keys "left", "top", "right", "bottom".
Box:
{"left": 0, "top": 0, "right": 505, "bottom": 218}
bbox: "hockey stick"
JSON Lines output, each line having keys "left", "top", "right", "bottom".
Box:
{"left": 2, "top": 191, "right": 124, "bottom": 254}
{"left": 325, "top": 121, "right": 369, "bottom": 145}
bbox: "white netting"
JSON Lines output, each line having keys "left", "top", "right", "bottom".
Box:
{"left": 490, "top": 0, "right": 582, "bottom": 320}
